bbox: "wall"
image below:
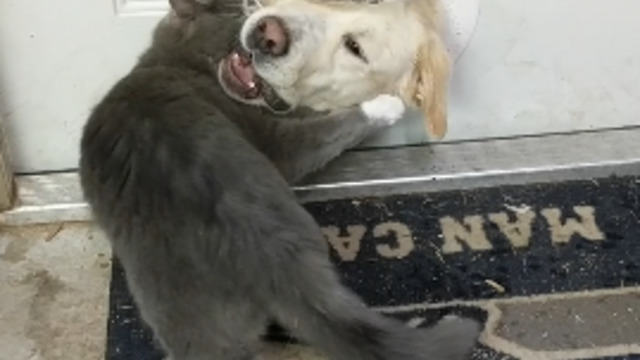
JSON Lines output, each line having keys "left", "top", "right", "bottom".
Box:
{"left": 0, "top": 0, "right": 639, "bottom": 172}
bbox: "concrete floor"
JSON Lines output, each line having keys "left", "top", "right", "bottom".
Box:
{"left": 0, "top": 222, "right": 326, "bottom": 360}
{"left": 1, "top": 222, "right": 639, "bottom": 360}
{"left": 0, "top": 223, "right": 110, "bottom": 360}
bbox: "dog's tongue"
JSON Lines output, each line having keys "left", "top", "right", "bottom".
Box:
{"left": 230, "top": 52, "right": 256, "bottom": 90}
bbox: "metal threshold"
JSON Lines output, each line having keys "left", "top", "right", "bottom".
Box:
{"left": 3, "top": 126, "right": 640, "bottom": 226}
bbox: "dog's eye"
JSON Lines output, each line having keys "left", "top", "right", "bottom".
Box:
{"left": 343, "top": 35, "right": 367, "bottom": 62}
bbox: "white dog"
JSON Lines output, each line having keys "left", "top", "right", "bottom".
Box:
{"left": 218, "top": 0, "right": 451, "bottom": 139}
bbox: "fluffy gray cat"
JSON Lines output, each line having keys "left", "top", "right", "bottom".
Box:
{"left": 79, "top": 0, "right": 481, "bottom": 359}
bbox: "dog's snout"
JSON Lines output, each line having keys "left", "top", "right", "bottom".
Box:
{"left": 251, "top": 16, "right": 289, "bottom": 57}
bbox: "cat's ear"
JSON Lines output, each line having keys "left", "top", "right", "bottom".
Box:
{"left": 241, "top": 0, "right": 264, "bottom": 16}
{"left": 169, "top": 0, "right": 212, "bottom": 18}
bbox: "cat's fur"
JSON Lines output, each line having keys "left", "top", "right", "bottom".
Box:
{"left": 79, "top": 0, "right": 481, "bottom": 359}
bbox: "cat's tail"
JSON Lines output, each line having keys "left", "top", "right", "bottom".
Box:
{"left": 272, "top": 254, "right": 481, "bottom": 360}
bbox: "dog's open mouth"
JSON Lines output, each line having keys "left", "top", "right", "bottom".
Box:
{"left": 218, "top": 49, "right": 293, "bottom": 113}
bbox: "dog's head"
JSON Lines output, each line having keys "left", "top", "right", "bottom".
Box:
{"left": 218, "top": 0, "right": 451, "bottom": 138}
{"left": 162, "top": 0, "right": 451, "bottom": 138}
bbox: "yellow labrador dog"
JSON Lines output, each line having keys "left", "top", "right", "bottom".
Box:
{"left": 219, "top": 0, "right": 451, "bottom": 138}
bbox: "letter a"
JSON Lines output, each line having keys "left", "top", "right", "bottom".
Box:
{"left": 321, "top": 225, "right": 366, "bottom": 261}
{"left": 488, "top": 210, "right": 536, "bottom": 248}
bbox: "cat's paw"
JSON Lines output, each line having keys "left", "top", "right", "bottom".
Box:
{"left": 359, "top": 94, "right": 405, "bottom": 126}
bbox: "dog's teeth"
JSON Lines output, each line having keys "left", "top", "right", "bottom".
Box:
{"left": 248, "top": 81, "right": 256, "bottom": 89}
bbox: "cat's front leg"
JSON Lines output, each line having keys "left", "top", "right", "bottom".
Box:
{"left": 261, "top": 94, "right": 406, "bottom": 184}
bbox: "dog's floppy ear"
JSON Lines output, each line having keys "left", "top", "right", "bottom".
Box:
{"left": 402, "top": 33, "right": 451, "bottom": 140}
{"left": 169, "top": 0, "right": 212, "bottom": 18}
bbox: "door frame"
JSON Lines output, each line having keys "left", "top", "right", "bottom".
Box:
{"left": 295, "top": 126, "right": 640, "bottom": 202}
{"left": 2, "top": 125, "right": 640, "bottom": 226}
{"left": 0, "top": 123, "right": 15, "bottom": 211}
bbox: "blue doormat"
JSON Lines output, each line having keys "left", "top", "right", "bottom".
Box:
{"left": 106, "top": 175, "right": 640, "bottom": 360}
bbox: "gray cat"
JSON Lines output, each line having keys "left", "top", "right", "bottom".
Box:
{"left": 79, "top": 0, "right": 481, "bottom": 359}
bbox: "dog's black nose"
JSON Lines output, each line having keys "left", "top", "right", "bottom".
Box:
{"left": 251, "top": 16, "right": 289, "bottom": 57}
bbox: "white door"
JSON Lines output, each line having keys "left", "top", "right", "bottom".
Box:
{"left": 1, "top": 0, "right": 640, "bottom": 173}
{"left": 363, "top": 0, "right": 640, "bottom": 147}
{"left": 0, "top": 0, "right": 167, "bottom": 173}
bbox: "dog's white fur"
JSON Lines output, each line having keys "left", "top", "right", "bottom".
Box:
{"left": 241, "top": 0, "right": 451, "bottom": 138}
{"left": 360, "top": 94, "right": 406, "bottom": 126}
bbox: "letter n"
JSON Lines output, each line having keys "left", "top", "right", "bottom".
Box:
{"left": 439, "top": 215, "right": 493, "bottom": 254}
